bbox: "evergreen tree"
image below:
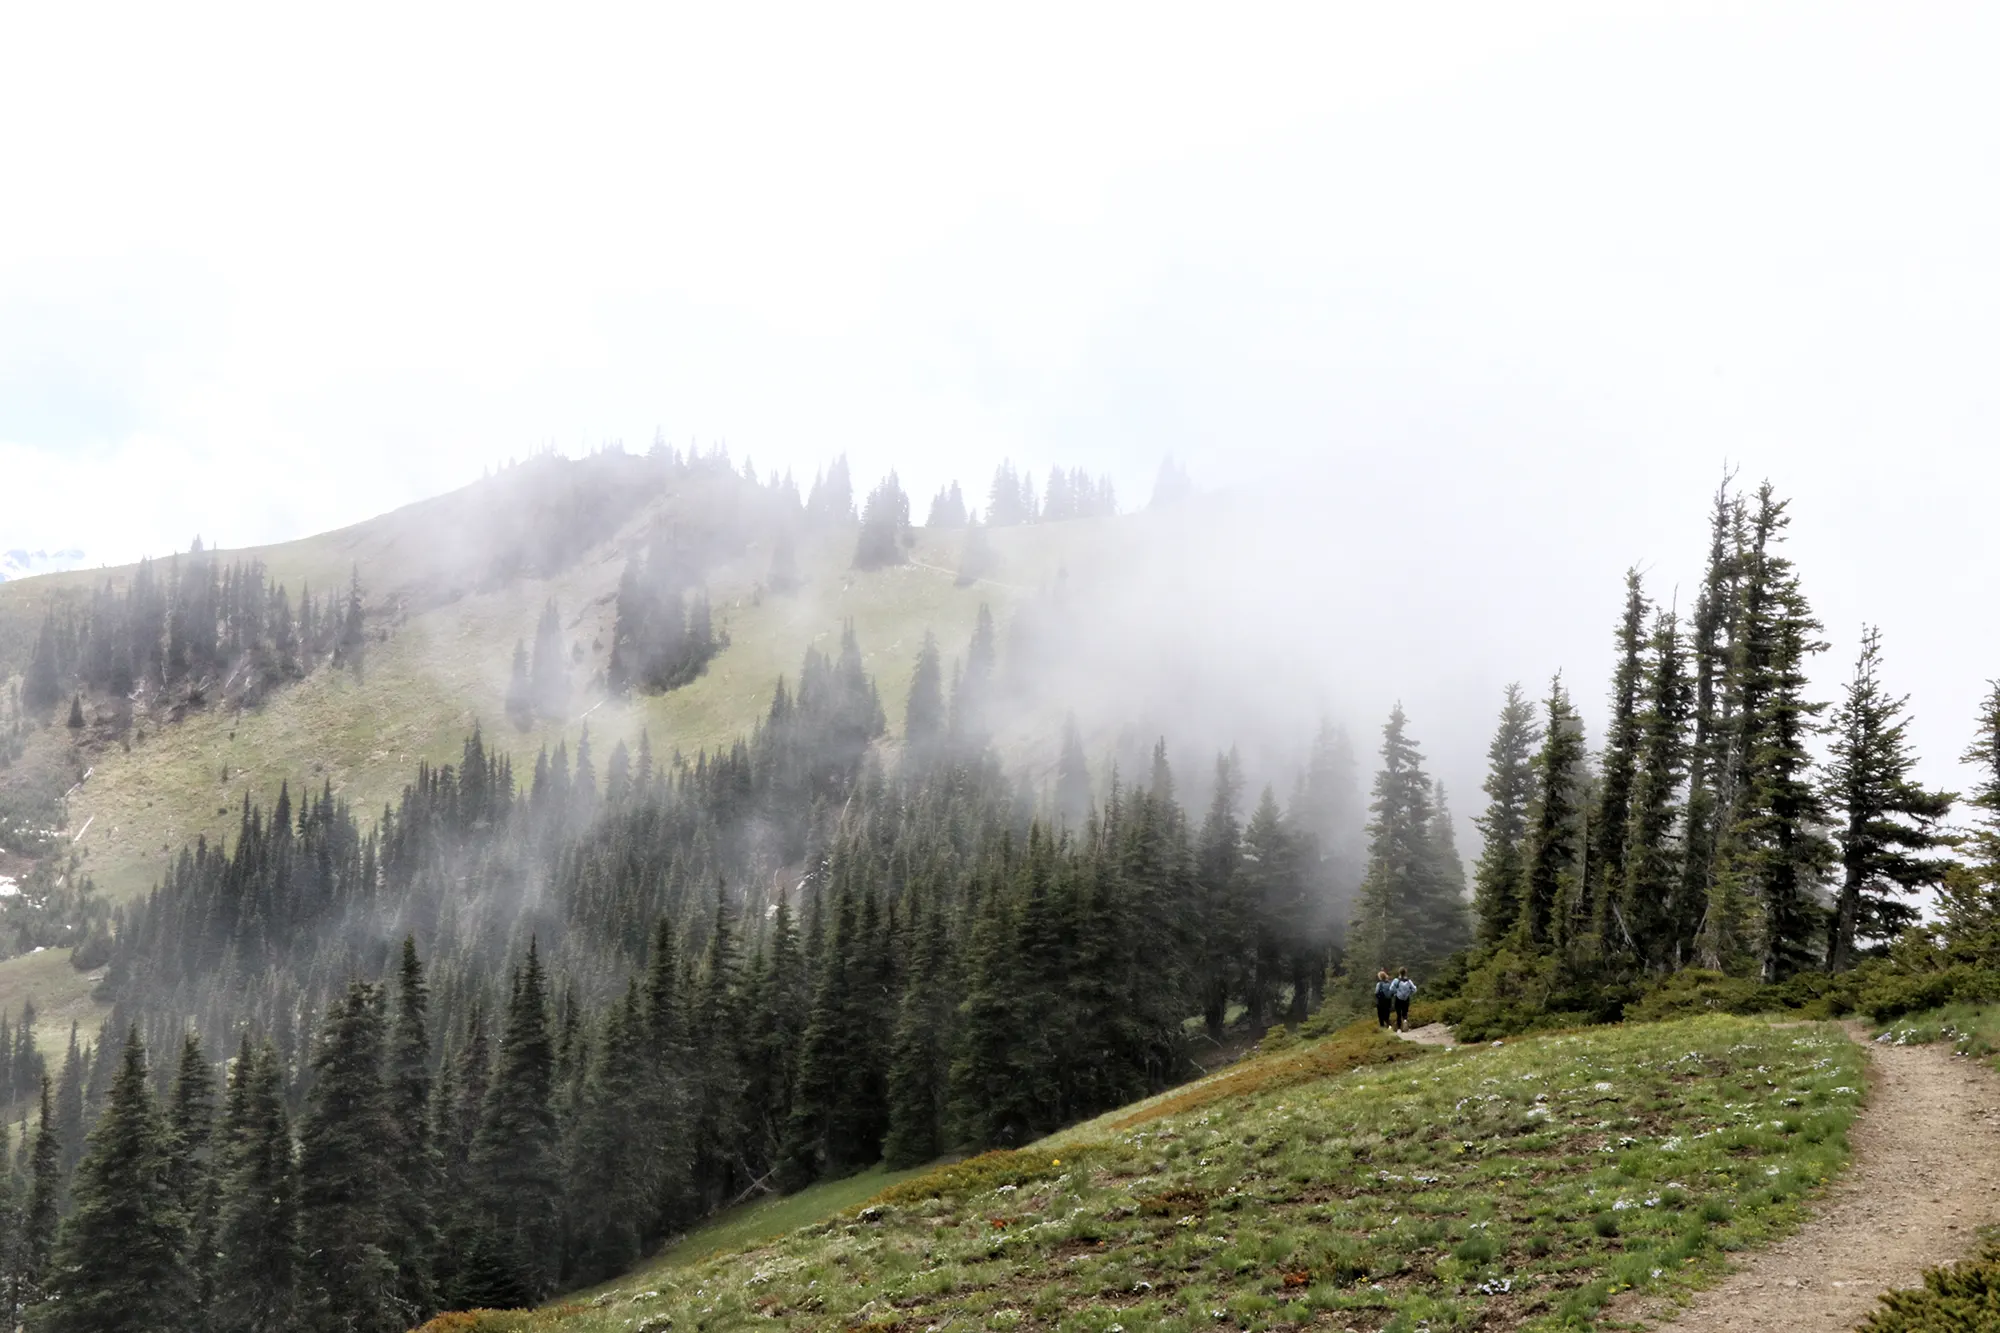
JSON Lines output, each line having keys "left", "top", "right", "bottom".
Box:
{"left": 1678, "top": 480, "right": 1747, "bottom": 963}
{"left": 335, "top": 567, "right": 365, "bottom": 679}
{"left": 1348, "top": 707, "right": 1459, "bottom": 975}
{"left": 562, "top": 989, "right": 649, "bottom": 1284}
{"left": 1428, "top": 783, "right": 1471, "bottom": 954}
{"left": 638, "top": 918, "right": 692, "bottom": 1236}
{"left": 1587, "top": 571, "right": 1649, "bottom": 944}
{"left": 19, "top": 1079, "right": 58, "bottom": 1313}
{"left": 52, "top": 1028, "right": 84, "bottom": 1186}
{"left": 1241, "top": 787, "right": 1310, "bottom": 1026}
{"left": 854, "top": 472, "right": 913, "bottom": 569}
{"left": 30, "top": 1031, "right": 191, "bottom": 1333}
{"left": 210, "top": 1042, "right": 301, "bottom": 1333}
{"left": 297, "top": 983, "right": 400, "bottom": 1333}
{"left": 1708, "top": 484, "right": 1834, "bottom": 980}
{"left": 925, "top": 482, "right": 970, "bottom": 528}
{"left": 386, "top": 939, "right": 439, "bottom": 1318}
{"left": 947, "top": 870, "right": 1040, "bottom": 1149}
{"left": 882, "top": 896, "right": 951, "bottom": 1167}
{"left": 528, "top": 601, "right": 569, "bottom": 722}
{"left": 1054, "top": 715, "right": 1093, "bottom": 828}
{"left": 767, "top": 529, "right": 801, "bottom": 594}
{"left": 1290, "top": 720, "right": 1365, "bottom": 959}
{"left": 1471, "top": 684, "right": 1540, "bottom": 945}
{"left": 1619, "top": 609, "right": 1694, "bottom": 969}
{"left": 955, "top": 523, "right": 996, "bottom": 587}
{"left": 24, "top": 615, "right": 61, "bottom": 716}
{"left": 1938, "top": 684, "right": 2000, "bottom": 961}
{"left": 1195, "top": 752, "right": 1247, "bottom": 1039}
{"left": 468, "top": 942, "right": 560, "bottom": 1305}
{"left": 1520, "top": 677, "right": 1587, "bottom": 952}
{"left": 1824, "top": 628, "right": 1955, "bottom": 970}
{"left": 1150, "top": 457, "right": 1193, "bottom": 509}
{"left": 948, "top": 606, "right": 998, "bottom": 747}
{"left": 902, "top": 632, "right": 946, "bottom": 775}
{"left": 805, "top": 455, "right": 856, "bottom": 525}
{"left": 164, "top": 1035, "right": 217, "bottom": 1309}
{"left": 505, "top": 640, "right": 532, "bottom": 729}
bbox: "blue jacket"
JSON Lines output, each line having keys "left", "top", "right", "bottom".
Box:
{"left": 1391, "top": 978, "right": 1417, "bottom": 1001}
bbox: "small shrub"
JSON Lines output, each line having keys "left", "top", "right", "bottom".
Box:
{"left": 1861, "top": 1241, "right": 2000, "bottom": 1331}
{"left": 1624, "top": 970, "right": 1765, "bottom": 1023}
{"left": 412, "top": 1313, "right": 534, "bottom": 1333}
{"left": 1453, "top": 1232, "right": 1499, "bottom": 1264}
{"left": 1857, "top": 964, "right": 2000, "bottom": 1021}
{"left": 1256, "top": 1023, "right": 1298, "bottom": 1053}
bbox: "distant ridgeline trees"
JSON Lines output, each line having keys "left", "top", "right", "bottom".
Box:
{"left": 984, "top": 461, "right": 1118, "bottom": 527}
{"left": 6, "top": 611, "right": 1362, "bottom": 1327}
{"left": 18, "top": 542, "right": 366, "bottom": 722}
{"left": 1446, "top": 478, "right": 1962, "bottom": 1033}
{"left": 853, "top": 472, "right": 913, "bottom": 570}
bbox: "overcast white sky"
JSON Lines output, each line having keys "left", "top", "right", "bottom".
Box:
{"left": 4, "top": 2, "right": 2000, "bottom": 789}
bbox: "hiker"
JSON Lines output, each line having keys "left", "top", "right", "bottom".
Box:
{"left": 1391, "top": 968, "right": 1416, "bottom": 1031}
{"left": 1373, "top": 970, "right": 1394, "bottom": 1028}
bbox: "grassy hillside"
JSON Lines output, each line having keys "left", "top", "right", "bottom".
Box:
{"left": 423, "top": 1014, "right": 1864, "bottom": 1333}
{"left": 0, "top": 456, "right": 1131, "bottom": 901}
{"left": 0, "top": 946, "right": 111, "bottom": 1056}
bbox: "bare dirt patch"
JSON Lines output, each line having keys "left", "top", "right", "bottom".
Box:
{"left": 1617, "top": 1021, "right": 2000, "bottom": 1331}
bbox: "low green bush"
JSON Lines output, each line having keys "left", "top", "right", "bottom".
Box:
{"left": 1861, "top": 1240, "right": 2000, "bottom": 1331}
{"left": 1623, "top": 969, "right": 1766, "bottom": 1022}
{"left": 1856, "top": 963, "right": 2000, "bottom": 1021}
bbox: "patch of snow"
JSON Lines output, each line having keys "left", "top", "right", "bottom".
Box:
{"left": 0, "top": 876, "right": 16, "bottom": 898}
{"left": 0, "top": 549, "right": 89, "bottom": 583}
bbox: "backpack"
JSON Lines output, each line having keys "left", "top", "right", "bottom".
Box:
{"left": 1393, "top": 978, "right": 1416, "bottom": 1000}
{"left": 1374, "top": 979, "right": 1392, "bottom": 998}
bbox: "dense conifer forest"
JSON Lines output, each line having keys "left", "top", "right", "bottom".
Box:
{"left": 3, "top": 465, "right": 1999, "bottom": 1331}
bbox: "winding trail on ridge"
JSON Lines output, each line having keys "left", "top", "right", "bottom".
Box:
{"left": 1398, "top": 1019, "right": 2000, "bottom": 1328}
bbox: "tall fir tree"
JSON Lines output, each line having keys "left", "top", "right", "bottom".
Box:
{"left": 386, "top": 939, "right": 439, "bottom": 1318}
{"left": 1290, "top": 720, "right": 1364, "bottom": 956}
{"left": 297, "top": 983, "right": 400, "bottom": 1333}
{"left": 1348, "top": 707, "right": 1459, "bottom": 976}
{"left": 882, "top": 895, "right": 952, "bottom": 1167}
{"left": 1618, "top": 609, "right": 1694, "bottom": 969}
{"left": 1520, "top": 677, "right": 1587, "bottom": 953}
{"left": 902, "top": 632, "right": 946, "bottom": 775}
{"left": 562, "top": 988, "right": 650, "bottom": 1284}
{"left": 1587, "top": 571, "right": 1649, "bottom": 947}
{"left": 1938, "top": 684, "right": 2000, "bottom": 962}
{"left": 1054, "top": 716, "right": 1093, "bottom": 828}
{"left": 30, "top": 1031, "right": 191, "bottom": 1333}
{"left": 209, "top": 1042, "right": 301, "bottom": 1333}
{"left": 1824, "top": 628, "right": 1955, "bottom": 970}
{"left": 1707, "top": 484, "right": 1833, "bottom": 980}
{"left": 1195, "top": 752, "right": 1247, "bottom": 1040}
{"left": 164, "top": 1035, "right": 217, "bottom": 1312}
{"left": 1472, "top": 684, "right": 1540, "bottom": 945}
{"left": 19, "top": 1079, "right": 59, "bottom": 1314}
{"left": 468, "top": 942, "right": 561, "bottom": 1305}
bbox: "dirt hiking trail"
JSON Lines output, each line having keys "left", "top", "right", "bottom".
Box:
{"left": 1613, "top": 1020, "right": 2000, "bottom": 1331}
